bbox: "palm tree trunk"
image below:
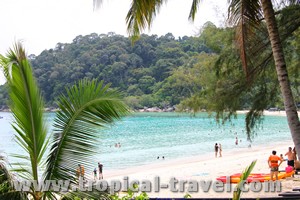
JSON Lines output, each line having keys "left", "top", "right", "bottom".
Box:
{"left": 261, "top": 0, "right": 300, "bottom": 159}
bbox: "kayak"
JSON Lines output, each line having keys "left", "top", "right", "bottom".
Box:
{"left": 216, "top": 171, "right": 295, "bottom": 183}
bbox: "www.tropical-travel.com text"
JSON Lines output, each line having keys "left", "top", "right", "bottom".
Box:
{"left": 13, "top": 176, "right": 282, "bottom": 194}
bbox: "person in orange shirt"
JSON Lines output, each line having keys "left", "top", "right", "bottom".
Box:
{"left": 268, "top": 150, "right": 283, "bottom": 180}
{"left": 80, "top": 164, "right": 85, "bottom": 180}
{"left": 76, "top": 164, "right": 85, "bottom": 180}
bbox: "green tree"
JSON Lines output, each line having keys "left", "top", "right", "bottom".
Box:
{"left": 229, "top": 0, "right": 300, "bottom": 157}
{"left": 0, "top": 43, "right": 129, "bottom": 199}
{"left": 138, "top": 75, "right": 156, "bottom": 94}
{"left": 120, "top": 0, "right": 300, "bottom": 158}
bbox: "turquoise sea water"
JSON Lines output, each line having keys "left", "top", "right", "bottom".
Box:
{"left": 0, "top": 112, "right": 292, "bottom": 171}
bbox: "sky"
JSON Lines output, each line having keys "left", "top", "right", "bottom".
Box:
{"left": 0, "top": 0, "right": 228, "bottom": 84}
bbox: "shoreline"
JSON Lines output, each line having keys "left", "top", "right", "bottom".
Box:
{"left": 237, "top": 110, "right": 300, "bottom": 117}
{"left": 1, "top": 110, "right": 299, "bottom": 198}
{"left": 104, "top": 139, "right": 289, "bottom": 175}
{"left": 102, "top": 139, "right": 297, "bottom": 198}
{"left": 1, "top": 109, "right": 299, "bottom": 117}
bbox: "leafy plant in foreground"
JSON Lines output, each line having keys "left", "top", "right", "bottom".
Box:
{"left": 0, "top": 42, "right": 129, "bottom": 199}
{"left": 233, "top": 160, "right": 257, "bottom": 200}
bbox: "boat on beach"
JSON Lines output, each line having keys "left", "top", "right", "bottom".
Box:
{"left": 216, "top": 171, "right": 295, "bottom": 183}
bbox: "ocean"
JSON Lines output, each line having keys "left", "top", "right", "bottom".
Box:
{"left": 0, "top": 111, "right": 292, "bottom": 171}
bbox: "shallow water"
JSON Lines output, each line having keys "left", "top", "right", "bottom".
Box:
{"left": 0, "top": 112, "right": 292, "bottom": 171}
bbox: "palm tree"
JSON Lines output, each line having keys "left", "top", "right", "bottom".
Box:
{"left": 0, "top": 42, "right": 129, "bottom": 199}
{"left": 0, "top": 155, "right": 27, "bottom": 199}
{"left": 105, "top": 0, "right": 300, "bottom": 159}
{"left": 259, "top": 0, "right": 300, "bottom": 160}
{"left": 228, "top": 0, "right": 300, "bottom": 157}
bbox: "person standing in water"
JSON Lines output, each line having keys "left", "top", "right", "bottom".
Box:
{"left": 235, "top": 137, "right": 238, "bottom": 145}
{"left": 219, "top": 143, "right": 222, "bottom": 157}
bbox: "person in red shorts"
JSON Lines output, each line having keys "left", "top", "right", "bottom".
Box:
{"left": 268, "top": 150, "right": 283, "bottom": 180}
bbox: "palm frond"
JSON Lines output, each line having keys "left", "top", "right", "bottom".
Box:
{"left": 188, "top": 0, "right": 201, "bottom": 21}
{"left": 44, "top": 79, "right": 129, "bottom": 188}
{"left": 126, "top": 0, "right": 166, "bottom": 43}
{"left": 0, "top": 42, "right": 48, "bottom": 182}
{"left": 228, "top": 1, "right": 300, "bottom": 82}
{"left": 61, "top": 190, "right": 110, "bottom": 200}
{"left": 233, "top": 160, "right": 257, "bottom": 200}
{"left": 228, "top": 0, "right": 263, "bottom": 79}
{"left": 228, "top": 0, "right": 263, "bottom": 26}
{"left": 0, "top": 191, "right": 28, "bottom": 200}
{"left": 0, "top": 155, "right": 27, "bottom": 199}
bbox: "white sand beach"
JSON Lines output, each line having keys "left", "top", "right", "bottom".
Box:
{"left": 103, "top": 141, "right": 299, "bottom": 198}
{"left": 237, "top": 110, "right": 300, "bottom": 117}
{"left": 101, "top": 110, "right": 300, "bottom": 198}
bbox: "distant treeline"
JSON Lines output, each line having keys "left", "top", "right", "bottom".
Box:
{"left": 0, "top": 28, "right": 213, "bottom": 109}
{"left": 0, "top": 22, "right": 299, "bottom": 111}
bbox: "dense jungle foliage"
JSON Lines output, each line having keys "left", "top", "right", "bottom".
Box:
{"left": 0, "top": 22, "right": 299, "bottom": 111}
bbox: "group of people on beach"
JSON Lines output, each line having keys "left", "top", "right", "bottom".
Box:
{"left": 93, "top": 162, "right": 104, "bottom": 180}
{"left": 76, "top": 162, "right": 104, "bottom": 180}
{"left": 213, "top": 136, "right": 246, "bottom": 158}
{"left": 268, "top": 146, "right": 299, "bottom": 180}
{"left": 214, "top": 143, "right": 222, "bottom": 158}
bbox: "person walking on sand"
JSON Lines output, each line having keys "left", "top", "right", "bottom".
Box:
{"left": 219, "top": 143, "right": 222, "bottom": 157}
{"left": 76, "top": 164, "right": 85, "bottom": 180}
{"left": 285, "top": 147, "right": 296, "bottom": 168}
{"left": 268, "top": 150, "right": 283, "bottom": 181}
{"left": 235, "top": 137, "right": 238, "bottom": 145}
{"left": 98, "top": 162, "right": 103, "bottom": 179}
{"left": 214, "top": 143, "right": 219, "bottom": 158}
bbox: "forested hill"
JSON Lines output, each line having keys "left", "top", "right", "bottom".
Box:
{"left": 20, "top": 32, "right": 213, "bottom": 109}
{"left": 0, "top": 21, "right": 298, "bottom": 111}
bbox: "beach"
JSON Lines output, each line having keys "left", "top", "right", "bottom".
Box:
{"left": 101, "top": 110, "right": 300, "bottom": 198}
{"left": 1, "top": 110, "right": 299, "bottom": 198}
{"left": 237, "top": 110, "right": 300, "bottom": 117}
{"left": 103, "top": 141, "right": 299, "bottom": 198}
